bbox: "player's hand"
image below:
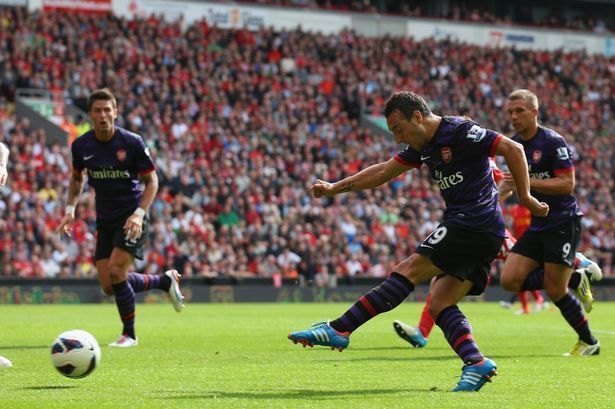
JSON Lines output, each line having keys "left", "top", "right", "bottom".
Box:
{"left": 311, "top": 179, "right": 336, "bottom": 198}
{"left": 57, "top": 214, "right": 75, "bottom": 237}
{"left": 501, "top": 172, "right": 516, "bottom": 192}
{"left": 521, "top": 196, "right": 549, "bottom": 217}
{"left": 123, "top": 213, "right": 144, "bottom": 241}
{"left": 0, "top": 165, "right": 7, "bottom": 186}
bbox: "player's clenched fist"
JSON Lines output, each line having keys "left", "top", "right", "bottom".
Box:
{"left": 521, "top": 196, "right": 549, "bottom": 218}
{"left": 311, "top": 179, "right": 336, "bottom": 198}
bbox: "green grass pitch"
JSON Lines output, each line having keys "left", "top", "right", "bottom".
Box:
{"left": 1, "top": 302, "right": 614, "bottom": 408}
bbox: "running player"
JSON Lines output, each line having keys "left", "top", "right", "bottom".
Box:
{"left": 58, "top": 88, "right": 185, "bottom": 347}
{"left": 500, "top": 89, "right": 599, "bottom": 356}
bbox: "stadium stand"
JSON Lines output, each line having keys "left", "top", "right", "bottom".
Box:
{"left": 0, "top": 6, "right": 613, "bottom": 282}
{"left": 238, "top": 0, "right": 614, "bottom": 33}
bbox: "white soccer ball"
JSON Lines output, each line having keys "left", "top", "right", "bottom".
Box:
{"left": 51, "top": 330, "right": 101, "bottom": 378}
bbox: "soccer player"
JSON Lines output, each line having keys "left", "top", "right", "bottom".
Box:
{"left": 500, "top": 89, "right": 600, "bottom": 356}
{"left": 288, "top": 91, "right": 548, "bottom": 391}
{"left": 58, "top": 88, "right": 185, "bottom": 347}
{"left": 0, "top": 141, "right": 12, "bottom": 368}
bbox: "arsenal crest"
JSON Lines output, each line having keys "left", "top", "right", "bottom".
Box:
{"left": 532, "top": 150, "right": 542, "bottom": 163}
{"left": 441, "top": 147, "right": 452, "bottom": 163}
{"left": 116, "top": 149, "right": 127, "bottom": 161}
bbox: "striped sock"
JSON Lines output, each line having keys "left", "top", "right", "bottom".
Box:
{"left": 127, "top": 272, "right": 171, "bottom": 293}
{"left": 436, "top": 305, "right": 483, "bottom": 364}
{"left": 520, "top": 268, "right": 544, "bottom": 291}
{"left": 554, "top": 293, "right": 596, "bottom": 345}
{"left": 418, "top": 293, "right": 435, "bottom": 338}
{"left": 112, "top": 281, "right": 136, "bottom": 340}
{"left": 330, "top": 272, "right": 414, "bottom": 334}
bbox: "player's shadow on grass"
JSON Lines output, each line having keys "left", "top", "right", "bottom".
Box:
{"left": 340, "top": 351, "right": 561, "bottom": 362}
{"left": 487, "top": 353, "right": 562, "bottom": 359}
{"left": 158, "top": 388, "right": 439, "bottom": 400}
{"left": 23, "top": 386, "right": 78, "bottom": 390}
{"left": 340, "top": 355, "right": 455, "bottom": 363}
{"left": 351, "top": 346, "right": 451, "bottom": 352}
{"left": 0, "top": 345, "right": 49, "bottom": 350}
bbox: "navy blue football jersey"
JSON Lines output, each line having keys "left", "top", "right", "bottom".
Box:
{"left": 71, "top": 126, "right": 156, "bottom": 222}
{"left": 395, "top": 116, "right": 505, "bottom": 236}
{"left": 511, "top": 126, "right": 582, "bottom": 231}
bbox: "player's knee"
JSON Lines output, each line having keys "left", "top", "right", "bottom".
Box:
{"left": 543, "top": 282, "right": 566, "bottom": 301}
{"left": 107, "top": 263, "right": 128, "bottom": 283}
{"left": 500, "top": 273, "right": 521, "bottom": 292}
{"left": 394, "top": 254, "right": 429, "bottom": 284}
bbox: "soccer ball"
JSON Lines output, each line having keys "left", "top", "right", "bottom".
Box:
{"left": 51, "top": 330, "right": 101, "bottom": 378}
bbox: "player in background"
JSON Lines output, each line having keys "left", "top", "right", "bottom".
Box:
{"left": 0, "top": 141, "right": 12, "bottom": 367}
{"left": 393, "top": 160, "right": 602, "bottom": 348}
{"left": 500, "top": 89, "right": 599, "bottom": 356}
{"left": 58, "top": 88, "right": 185, "bottom": 347}
{"left": 288, "top": 91, "right": 548, "bottom": 392}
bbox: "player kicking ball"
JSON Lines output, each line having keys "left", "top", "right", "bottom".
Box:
{"left": 58, "top": 88, "right": 185, "bottom": 347}
{"left": 288, "top": 91, "right": 548, "bottom": 392}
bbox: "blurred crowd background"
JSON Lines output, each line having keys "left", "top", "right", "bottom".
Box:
{"left": 0, "top": 5, "right": 613, "bottom": 283}
{"left": 241, "top": 0, "right": 615, "bottom": 33}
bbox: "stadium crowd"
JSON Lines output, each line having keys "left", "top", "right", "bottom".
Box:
{"left": 0, "top": 7, "right": 613, "bottom": 283}
{"left": 240, "top": 0, "right": 615, "bottom": 33}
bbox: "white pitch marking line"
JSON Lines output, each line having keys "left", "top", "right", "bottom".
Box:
{"left": 592, "top": 329, "right": 615, "bottom": 336}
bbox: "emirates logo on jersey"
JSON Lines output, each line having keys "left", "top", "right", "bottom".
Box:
{"left": 533, "top": 150, "right": 542, "bottom": 163}
{"left": 441, "top": 147, "right": 452, "bottom": 163}
{"left": 116, "top": 149, "right": 127, "bottom": 162}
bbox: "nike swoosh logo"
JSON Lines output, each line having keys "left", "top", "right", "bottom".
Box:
{"left": 421, "top": 155, "right": 431, "bottom": 161}
{"left": 84, "top": 155, "right": 94, "bottom": 161}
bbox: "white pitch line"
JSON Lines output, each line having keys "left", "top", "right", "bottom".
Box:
{"left": 592, "top": 329, "right": 615, "bottom": 336}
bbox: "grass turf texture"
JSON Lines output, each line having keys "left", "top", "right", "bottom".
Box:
{"left": 1, "top": 302, "right": 614, "bottom": 408}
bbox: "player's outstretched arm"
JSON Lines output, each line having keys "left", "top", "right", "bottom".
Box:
{"left": 57, "top": 168, "right": 86, "bottom": 237}
{"left": 311, "top": 157, "right": 409, "bottom": 198}
{"left": 495, "top": 137, "right": 549, "bottom": 217}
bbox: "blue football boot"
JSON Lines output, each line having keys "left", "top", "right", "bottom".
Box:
{"left": 393, "top": 320, "right": 428, "bottom": 348}
{"left": 288, "top": 321, "right": 350, "bottom": 352}
{"left": 452, "top": 358, "right": 497, "bottom": 392}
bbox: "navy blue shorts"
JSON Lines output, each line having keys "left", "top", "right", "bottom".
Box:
{"left": 416, "top": 221, "right": 503, "bottom": 295}
{"left": 95, "top": 214, "right": 150, "bottom": 261}
{"left": 511, "top": 217, "right": 581, "bottom": 267}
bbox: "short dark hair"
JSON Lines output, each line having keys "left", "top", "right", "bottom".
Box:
{"left": 383, "top": 91, "right": 431, "bottom": 119}
{"left": 88, "top": 88, "right": 117, "bottom": 111}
